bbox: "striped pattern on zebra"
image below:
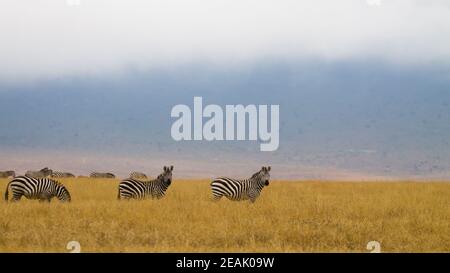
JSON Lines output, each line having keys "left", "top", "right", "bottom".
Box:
{"left": 0, "top": 170, "right": 15, "bottom": 178}
{"left": 51, "top": 171, "right": 75, "bottom": 178}
{"left": 25, "top": 167, "right": 53, "bottom": 178}
{"left": 211, "top": 166, "right": 271, "bottom": 203}
{"left": 118, "top": 166, "right": 173, "bottom": 200}
{"left": 5, "top": 175, "right": 71, "bottom": 202}
{"left": 129, "top": 172, "right": 148, "bottom": 180}
{"left": 90, "top": 172, "right": 116, "bottom": 178}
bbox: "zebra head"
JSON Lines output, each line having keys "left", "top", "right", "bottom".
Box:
{"left": 255, "top": 166, "right": 271, "bottom": 186}
{"left": 160, "top": 165, "right": 174, "bottom": 186}
{"left": 56, "top": 183, "right": 71, "bottom": 202}
{"left": 40, "top": 167, "right": 53, "bottom": 177}
{"left": 263, "top": 166, "right": 271, "bottom": 186}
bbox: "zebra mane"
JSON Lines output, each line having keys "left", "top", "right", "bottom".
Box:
{"left": 49, "top": 178, "right": 65, "bottom": 187}
{"left": 142, "top": 172, "right": 162, "bottom": 183}
{"left": 250, "top": 170, "right": 263, "bottom": 180}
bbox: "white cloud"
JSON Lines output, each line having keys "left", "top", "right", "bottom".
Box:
{"left": 1, "top": 0, "right": 450, "bottom": 81}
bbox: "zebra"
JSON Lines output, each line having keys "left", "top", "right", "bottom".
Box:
{"left": 0, "top": 170, "right": 15, "bottom": 178}
{"left": 90, "top": 172, "right": 116, "bottom": 178}
{"left": 4, "top": 175, "right": 71, "bottom": 202}
{"left": 51, "top": 172, "right": 75, "bottom": 178}
{"left": 129, "top": 172, "right": 148, "bottom": 180}
{"left": 118, "top": 166, "right": 173, "bottom": 200}
{"left": 25, "top": 167, "right": 53, "bottom": 178}
{"left": 211, "top": 166, "right": 271, "bottom": 203}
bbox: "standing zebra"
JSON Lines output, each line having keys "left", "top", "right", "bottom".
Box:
{"left": 25, "top": 167, "right": 53, "bottom": 178}
{"left": 211, "top": 166, "right": 271, "bottom": 203}
{"left": 90, "top": 172, "right": 116, "bottom": 178}
{"left": 118, "top": 166, "right": 173, "bottom": 200}
{"left": 5, "top": 175, "right": 71, "bottom": 202}
{"left": 51, "top": 171, "right": 75, "bottom": 178}
{"left": 129, "top": 172, "right": 148, "bottom": 180}
{"left": 0, "top": 170, "right": 15, "bottom": 178}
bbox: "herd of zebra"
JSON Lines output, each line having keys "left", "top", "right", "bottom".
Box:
{"left": 0, "top": 168, "right": 149, "bottom": 179}
{"left": 1, "top": 166, "right": 272, "bottom": 203}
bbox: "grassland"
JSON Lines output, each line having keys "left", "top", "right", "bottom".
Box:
{"left": 0, "top": 178, "right": 449, "bottom": 252}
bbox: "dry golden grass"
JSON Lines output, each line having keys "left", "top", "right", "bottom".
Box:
{"left": 0, "top": 178, "right": 449, "bottom": 252}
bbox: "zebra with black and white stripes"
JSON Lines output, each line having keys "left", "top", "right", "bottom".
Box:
{"left": 4, "top": 175, "right": 71, "bottom": 202}
{"left": 118, "top": 166, "right": 173, "bottom": 200}
{"left": 90, "top": 172, "right": 116, "bottom": 178}
{"left": 51, "top": 171, "right": 75, "bottom": 178}
{"left": 0, "top": 170, "right": 15, "bottom": 178}
{"left": 25, "top": 167, "right": 52, "bottom": 178}
{"left": 211, "top": 166, "right": 271, "bottom": 203}
{"left": 129, "top": 172, "right": 148, "bottom": 180}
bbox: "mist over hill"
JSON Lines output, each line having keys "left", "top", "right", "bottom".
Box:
{"left": 0, "top": 60, "right": 449, "bottom": 178}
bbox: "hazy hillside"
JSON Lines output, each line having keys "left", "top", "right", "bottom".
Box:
{"left": 1, "top": 60, "right": 449, "bottom": 178}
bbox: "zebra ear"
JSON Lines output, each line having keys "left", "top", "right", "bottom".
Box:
{"left": 163, "top": 166, "right": 167, "bottom": 171}
{"left": 170, "top": 165, "right": 174, "bottom": 171}
{"left": 262, "top": 166, "right": 266, "bottom": 172}
{"left": 267, "top": 166, "right": 271, "bottom": 172}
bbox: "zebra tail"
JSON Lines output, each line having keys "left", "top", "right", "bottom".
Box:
{"left": 4, "top": 181, "right": 10, "bottom": 201}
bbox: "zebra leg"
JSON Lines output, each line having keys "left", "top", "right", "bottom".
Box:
{"left": 211, "top": 193, "right": 223, "bottom": 201}
{"left": 118, "top": 193, "right": 131, "bottom": 200}
{"left": 39, "top": 197, "right": 51, "bottom": 203}
{"left": 249, "top": 192, "right": 259, "bottom": 203}
{"left": 11, "top": 193, "right": 22, "bottom": 202}
{"left": 118, "top": 190, "right": 132, "bottom": 200}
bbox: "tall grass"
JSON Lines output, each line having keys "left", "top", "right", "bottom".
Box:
{"left": 0, "top": 178, "right": 449, "bottom": 252}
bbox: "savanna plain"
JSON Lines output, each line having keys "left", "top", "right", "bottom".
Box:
{"left": 0, "top": 178, "right": 449, "bottom": 252}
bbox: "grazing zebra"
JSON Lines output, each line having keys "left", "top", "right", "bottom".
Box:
{"left": 25, "top": 167, "right": 53, "bottom": 178}
{"left": 4, "top": 175, "right": 71, "bottom": 202}
{"left": 90, "top": 172, "right": 116, "bottom": 178}
{"left": 211, "top": 166, "right": 271, "bottom": 203}
{"left": 129, "top": 172, "right": 148, "bottom": 180}
{"left": 118, "top": 166, "right": 173, "bottom": 200}
{"left": 51, "top": 172, "right": 75, "bottom": 178}
{"left": 0, "top": 170, "right": 15, "bottom": 178}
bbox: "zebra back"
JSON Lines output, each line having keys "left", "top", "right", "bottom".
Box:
{"left": 25, "top": 167, "right": 53, "bottom": 178}
{"left": 90, "top": 172, "right": 116, "bottom": 178}
{"left": 129, "top": 172, "right": 148, "bottom": 180}
{"left": 0, "top": 170, "right": 15, "bottom": 178}
{"left": 51, "top": 171, "right": 75, "bottom": 178}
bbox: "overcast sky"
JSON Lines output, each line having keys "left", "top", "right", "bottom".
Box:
{"left": 1, "top": 1, "right": 450, "bottom": 178}
{"left": 1, "top": 0, "right": 450, "bottom": 82}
